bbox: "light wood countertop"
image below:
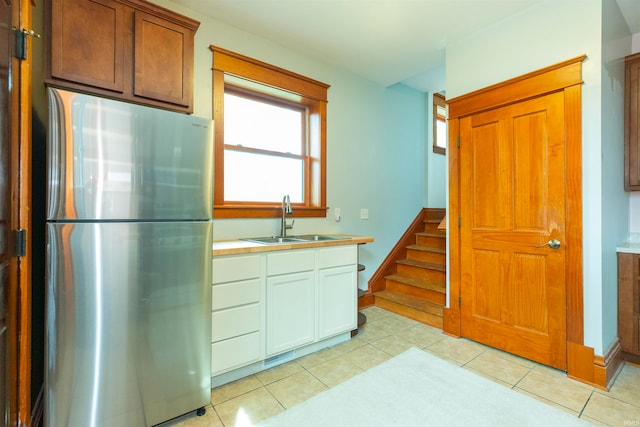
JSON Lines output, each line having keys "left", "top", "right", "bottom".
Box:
{"left": 212, "top": 234, "right": 374, "bottom": 256}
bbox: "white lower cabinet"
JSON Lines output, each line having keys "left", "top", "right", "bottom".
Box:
{"left": 211, "top": 254, "right": 264, "bottom": 376}
{"left": 266, "top": 249, "right": 316, "bottom": 356}
{"left": 211, "top": 244, "right": 358, "bottom": 381}
{"left": 266, "top": 271, "right": 315, "bottom": 355}
{"left": 318, "top": 265, "right": 357, "bottom": 339}
{"left": 318, "top": 246, "right": 358, "bottom": 339}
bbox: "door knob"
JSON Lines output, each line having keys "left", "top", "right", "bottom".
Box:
{"left": 537, "top": 239, "right": 561, "bottom": 249}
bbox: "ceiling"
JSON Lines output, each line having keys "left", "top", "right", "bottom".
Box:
{"left": 171, "top": 0, "right": 640, "bottom": 92}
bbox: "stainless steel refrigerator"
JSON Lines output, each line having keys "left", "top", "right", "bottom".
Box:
{"left": 45, "top": 88, "right": 214, "bottom": 427}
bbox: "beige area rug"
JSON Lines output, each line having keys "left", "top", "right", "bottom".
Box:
{"left": 258, "top": 347, "right": 589, "bottom": 427}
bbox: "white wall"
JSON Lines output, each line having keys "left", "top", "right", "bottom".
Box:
{"left": 416, "top": 65, "right": 448, "bottom": 209}
{"left": 629, "top": 34, "right": 640, "bottom": 239}
{"left": 152, "top": 0, "right": 427, "bottom": 288}
{"left": 601, "top": 0, "right": 631, "bottom": 356}
{"left": 445, "top": 0, "right": 626, "bottom": 355}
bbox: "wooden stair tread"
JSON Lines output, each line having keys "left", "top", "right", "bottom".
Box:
{"left": 406, "top": 244, "right": 446, "bottom": 254}
{"left": 396, "top": 259, "right": 445, "bottom": 272}
{"left": 416, "top": 231, "right": 446, "bottom": 238}
{"left": 384, "top": 273, "right": 445, "bottom": 293}
{"left": 374, "top": 290, "right": 444, "bottom": 316}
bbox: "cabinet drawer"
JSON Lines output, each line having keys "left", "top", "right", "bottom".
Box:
{"left": 213, "top": 255, "right": 261, "bottom": 284}
{"left": 212, "top": 304, "right": 260, "bottom": 342}
{"left": 267, "top": 250, "right": 315, "bottom": 276}
{"left": 212, "top": 279, "right": 260, "bottom": 311}
{"left": 319, "top": 245, "right": 357, "bottom": 269}
{"left": 211, "top": 332, "right": 260, "bottom": 375}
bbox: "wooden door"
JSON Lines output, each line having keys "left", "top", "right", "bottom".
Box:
{"left": 0, "top": 0, "right": 12, "bottom": 423}
{"left": 4, "top": 0, "right": 34, "bottom": 424}
{"left": 459, "top": 91, "right": 567, "bottom": 370}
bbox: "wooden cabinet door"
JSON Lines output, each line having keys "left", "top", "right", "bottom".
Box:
{"left": 50, "top": 0, "right": 126, "bottom": 92}
{"left": 133, "top": 10, "right": 193, "bottom": 108}
{"left": 625, "top": 53, "right": 640, "bottom": 190}
{"left": 460, "top": 91, "right": 568, "bottom": 370}
{"left": 618, "top": 253, "right": 640, "bottom": 357}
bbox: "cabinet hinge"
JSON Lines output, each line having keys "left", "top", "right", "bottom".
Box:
{"left": 13, "top": 28, "right": 41, "bottom": 60}
{"left": 458, "top": 296, "right": 462, "bottom": 307}
{"left": 13, "top": 229, "right": 27, "bottom": 257}
{"left": 14, "top": 28, "right": 27, "bottom": 60}
{"left": 457, "top": 135, "right": 460, "bottom": 148}
{"left": 458, "top": 216, "right": 461, "bottom": 228}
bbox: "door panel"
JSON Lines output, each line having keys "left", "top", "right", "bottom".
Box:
{"left": 460, "top": 91, "right": 567, "bottom": 370}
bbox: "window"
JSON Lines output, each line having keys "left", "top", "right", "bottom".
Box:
{"left": 210, "top": 46, "right": 330, "bottom": 218}
{"left": 433, "top": 92, "right": 447, "bottom": 155}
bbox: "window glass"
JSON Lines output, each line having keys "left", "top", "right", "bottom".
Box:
{"left": 224, "top": 92, "right": 303, "bottom": 155}
{"left": 224, "top": 151, "right": 304, "bottom": 203}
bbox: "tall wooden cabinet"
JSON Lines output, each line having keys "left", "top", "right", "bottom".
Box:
{"left": 46, "top": 0, "right": 198, "bottom": 113}
{"left": 618, "top": 252, "right": 640, "bottom": 364}
{"left": 625, "top": 53, "right": 640, "bottom": 190}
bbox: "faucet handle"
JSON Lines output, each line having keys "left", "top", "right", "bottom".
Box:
{"left": 286, "top": 219, "right": 295, "bottom": 230}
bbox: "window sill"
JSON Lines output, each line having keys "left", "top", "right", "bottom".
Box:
{"left": 214, "top": 205, "right": 328, "bottom": 219}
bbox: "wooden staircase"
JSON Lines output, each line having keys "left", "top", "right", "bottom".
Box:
{"left": 374, "top": 209, "right": 446, "bottom": 328}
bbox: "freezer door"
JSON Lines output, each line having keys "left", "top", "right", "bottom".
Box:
{"left": 47, "top": 88, "right": 213, "bottom": 221}
{"left": 45, "top": 221, "right": 212, "bottom": 427}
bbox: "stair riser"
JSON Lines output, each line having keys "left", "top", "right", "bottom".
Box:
{"left": 406, "top": 249, "right": 446, "bottom": 264}
{"left": 375, "top": 298, "right": 443, "bottom": 329}
{"left": 397, "top": 264, "right": 445, "bottom": 282}
{"left": 416, "top": 235, "right": 446, "bottom": 248}
{"left": 385, "top": 281, "right": 446, "bottom": 305}
{"left": 424, "top": 222, "right": 442, "bottom": 233}
{"left": 424, "top": 209, "right": 446, "bottom": 222}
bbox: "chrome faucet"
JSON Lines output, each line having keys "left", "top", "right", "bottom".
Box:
{"left": 280, "top": 194, "right": 295, "bottom": 237}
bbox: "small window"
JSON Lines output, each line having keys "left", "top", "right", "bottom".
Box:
{"left": 433, "top": 92, "right": 447, "bottom": 155}
{"left": 211, "top": 46, "right": 330, "bottom": 219}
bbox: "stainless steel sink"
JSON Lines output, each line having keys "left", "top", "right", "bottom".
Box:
{"left": 241, "top": 236, "right": 306, "bottom": 244}
{"left": 292, "top": 234, "right": 349, "bottom": 241}
{"left": 241, "top": 234, "right": 349, "bottom": 244}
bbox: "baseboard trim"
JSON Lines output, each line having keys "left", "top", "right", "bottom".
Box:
{"left": 568, "top": 338, "right": 624, "bottom": 390}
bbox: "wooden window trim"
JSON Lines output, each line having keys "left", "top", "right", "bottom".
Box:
{"left": 433, "top": 92, "right": 446, "bottom": 155}
{"left": 210, "top": 45, "right": 329, "bottom": 219}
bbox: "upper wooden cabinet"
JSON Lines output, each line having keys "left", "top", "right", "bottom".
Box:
{"left": 46, "top": 0, "right": 199, "bottom": 113}
{"left": 625, "top": 53, "right": 640, "bottom": 190}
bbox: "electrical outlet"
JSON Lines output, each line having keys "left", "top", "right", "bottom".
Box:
{"left": 360, "top": 208, "right": 369, "bottom": 220}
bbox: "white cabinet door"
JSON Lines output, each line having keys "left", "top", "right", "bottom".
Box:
{"left": 266, "top": 271, "right": 315, "bottom": 356}
{"left": 318, "top": 265, "right": 357, "bottom": 339}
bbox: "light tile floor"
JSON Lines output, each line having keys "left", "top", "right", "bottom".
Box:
{"left": 167, "top": 307, "right": 640, "bottom": 427}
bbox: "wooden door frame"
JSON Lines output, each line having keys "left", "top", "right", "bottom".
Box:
{"left": 445, "top": 56, "right": 619, "bottom": 389}
{"left": 8, "top": 0, "right": 34, "bottom": 424}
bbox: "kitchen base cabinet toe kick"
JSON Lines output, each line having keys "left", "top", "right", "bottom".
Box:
{"left": 211, "top": 245, "right": 359, "bottom": 387}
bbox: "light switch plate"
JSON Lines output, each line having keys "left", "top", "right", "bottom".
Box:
{"left": 360, "top": 208, "right": 369, "bottom": 220}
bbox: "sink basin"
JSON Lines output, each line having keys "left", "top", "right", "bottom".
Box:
{"left": 242, "top": 236, "right": 306, "bottom": 244}
{"left": 292, "top": 234, "right": 349, "bottom": 241}
{"left": 241, "top": 235, "right": 350, "bottom": 244}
